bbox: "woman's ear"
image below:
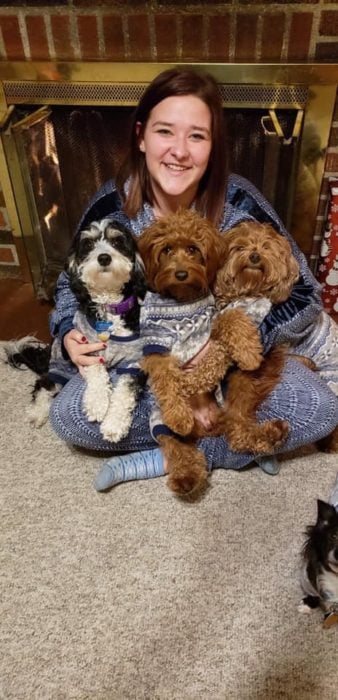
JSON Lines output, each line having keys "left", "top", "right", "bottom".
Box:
{"left": 136, "top": 121, "right": 145, "bottom": 152}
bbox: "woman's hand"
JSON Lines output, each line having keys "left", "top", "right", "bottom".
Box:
{"left": 188, "top": 392, "right": 221, "bottom": 431}
{"left": 63, "top": 329, "right": 106, "bottom": 372}
{"left": 182, "top": 341, "right": 222, "bottom": 430}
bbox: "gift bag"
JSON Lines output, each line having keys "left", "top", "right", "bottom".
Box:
{"left": 317, "top": 179, "right": 338, "bottom": 314}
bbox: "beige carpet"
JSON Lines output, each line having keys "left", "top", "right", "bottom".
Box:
{"left": 1, "top": 348, "right": 338, "bottom": 700}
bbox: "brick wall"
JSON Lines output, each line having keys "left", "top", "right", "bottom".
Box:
{"left": 0, "top": 0, "right": 337, "bottom": 277}
{"left": 0, "top": 1, "right": 337, "bottom": 63}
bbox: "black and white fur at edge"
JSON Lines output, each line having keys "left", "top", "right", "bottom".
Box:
{"left": 5, "top": 218, "right": 147, "bottom": 443}
{"left": 299, "top": 473, "right": 338, "bottom": 627}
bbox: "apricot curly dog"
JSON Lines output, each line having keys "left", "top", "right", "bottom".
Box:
{"left": 137, "top": 211, "right": 264, "bottom": 498}
{"left": 180, "top": 220, "right": 302, "bottom": 452}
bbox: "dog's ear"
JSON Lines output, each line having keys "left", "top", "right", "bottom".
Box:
{"left": 268, "top": 232, "right": 300, "bottom": 303}
{"left": 316, "top": 499, "right": 337, "bottom": 527}
{"left": 199, "top": 219, "right": 226, "bottom": 285}
{"left": 131, "top": 251, "right": 147, "bottom": 300}
{"left": 137, "top": 224, "right": 163, "bottom": 287}
{"left": 66, "top": 255, "right": 91, "bottom": 305}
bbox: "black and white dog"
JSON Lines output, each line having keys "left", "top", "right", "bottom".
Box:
{"left": 6, "top": 218, "right": 146, "bottom": 442}
{"left": 299, "top": 479, "right": 338, "bottom": 627}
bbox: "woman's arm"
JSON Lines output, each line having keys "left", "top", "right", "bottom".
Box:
{"left": 49, "top": 269, "right": 77, "bottom": 338}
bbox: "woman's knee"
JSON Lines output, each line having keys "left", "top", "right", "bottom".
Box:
{"left": 50, "top": 376, "right": 156, "bottom": 451}
{"left": 259, "top": 359, "right": 338, "bottom": 443}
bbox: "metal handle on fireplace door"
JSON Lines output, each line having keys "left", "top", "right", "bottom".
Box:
{"left": 0, "top": 105, "right": 52, "bottom": 292}
{"left": 11, "top": 105, "right": 51, "bottom": 131}
{"left": 261, "top": 109, "right": 304, "bottom": 226}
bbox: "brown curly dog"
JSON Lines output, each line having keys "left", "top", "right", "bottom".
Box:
{"left": 181, "top": 221, "right": 307, "bottom": 453}
{"left": 198, "top": 220, "right": 300, "bottom": 451}
{"left": 183, "top": 221, "right": 338, "bottom": 455}
{"left": 137, "top": 211, "right": 265, "bottom": 498}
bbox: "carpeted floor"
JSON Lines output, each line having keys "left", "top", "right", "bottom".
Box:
{"left": 1, "top": 347, "right": 338, "bottom": 700}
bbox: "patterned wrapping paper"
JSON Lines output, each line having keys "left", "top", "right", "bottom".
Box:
{"left": 317, "top": 179, "right": 338, "bottom": 314}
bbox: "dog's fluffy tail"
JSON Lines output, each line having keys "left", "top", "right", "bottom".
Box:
{"left": 4, "top": 336, "right": 51, "bottom": 376}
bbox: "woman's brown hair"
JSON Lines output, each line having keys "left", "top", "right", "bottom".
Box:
{"left": 116, "top": 68, "right": 228, "bottom": 227}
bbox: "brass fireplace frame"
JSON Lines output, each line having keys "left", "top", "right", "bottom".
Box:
{"left": 0, "top": 61, "right": 337, "bottom": 285}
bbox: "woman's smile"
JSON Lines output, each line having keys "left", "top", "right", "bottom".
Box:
{"left": 138, "top": 94, "right": 212, "bottom": 213}
{"left": 163, "top": 163, "right": 191, "bottom": 172}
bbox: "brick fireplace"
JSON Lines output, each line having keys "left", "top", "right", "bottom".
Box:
{"left": 0, "top": 1, "right": 337, "bottom": 300}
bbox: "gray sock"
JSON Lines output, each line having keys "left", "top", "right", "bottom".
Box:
{"left": 94, "top": 448, "right": 165, "bottom": 491}
{"left": 255, "top": 455, "right": 280, "bottom": 475}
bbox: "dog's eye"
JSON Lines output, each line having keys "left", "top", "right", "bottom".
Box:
{"left": 80, "top": 238, "right": 95, "bottom": 254}
{"left": 161, "top": 245, "right": 172, "bottom": 256}
{"left": 109, "top": 236, "right": 125, "bottom": 250}
{"left": 186, "top": 245, "right": 200, "bottom": 256}
{"left": 231, "top": 245, "right": 245, "bottom": 253}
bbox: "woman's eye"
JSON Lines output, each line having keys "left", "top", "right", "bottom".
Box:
{"left": 190, "top": 133, "right": 205, "bottom": 141}
{"left": 156, "top": 128, "right": 172, "bottom": 136}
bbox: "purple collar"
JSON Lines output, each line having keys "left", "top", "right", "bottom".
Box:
{"left": 104, "top": 295, "right": 137, "bottom": 315}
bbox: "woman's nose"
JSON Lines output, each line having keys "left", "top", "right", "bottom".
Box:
{"left": 170, "top": 137, "right": 189, "bottom": 159}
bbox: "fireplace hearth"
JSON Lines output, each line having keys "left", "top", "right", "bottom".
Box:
{"left": 0, "top": 62, "right": 337, "bottom": 298}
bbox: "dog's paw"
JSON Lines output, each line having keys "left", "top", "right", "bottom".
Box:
{"left": 167, "top": 464, "right": 208, "bottom": 499}
{"left": 255, "top": 419, "right": 289, "bottom": 453}
{"left": 83, "top": 390, "right": 110, "bottom": 422}
{"left": 99, "top": 376, "right": 137, "bottom": 442}
{"left": 100, "top": 422, "right": 129, "bottom": 443}
{"left": 82, "top": 365, "right": 112, "bottom": 422}
{"left": 297, "top": 601, "right": 313, "bottom": 614}
{"left": 165, "top": 414, "right": 195, "bottom": 436}
{"left": 26, "top": 389, "right": 53, "bottom": 427}
{"left": 264, "top": 419, "right": 289, "bottom": 448}
{"left": 228, "top": 419, "right": 289, "bottom": 453}
{"left": 27, "top": 404, "right": 49, "bottom": 428}
{"left": 236, "top": 348, "right": 263, "bottom": 371}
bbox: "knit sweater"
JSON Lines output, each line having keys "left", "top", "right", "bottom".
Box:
{"left": 49, "top": 173, "right": 324, "bottom": 382}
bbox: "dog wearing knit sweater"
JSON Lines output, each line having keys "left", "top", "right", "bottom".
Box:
{"left": 176, "top": 221, "right": 301, "bottom": 453}
{"left": 136, "top": 211, "right": 268, "bottom": 498}
{"left": 300, "top": 473, "right": 338, "bottom": 627}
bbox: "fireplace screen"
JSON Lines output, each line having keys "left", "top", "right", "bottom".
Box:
{"left": 3, "top": 103, "right": 304, "bottom": 299}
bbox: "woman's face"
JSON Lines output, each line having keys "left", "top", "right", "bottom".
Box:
{"left": 138, "top": 95, "right": 212, "bottom": 213}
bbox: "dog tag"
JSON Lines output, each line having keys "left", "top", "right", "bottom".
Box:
{"left": 95, "top": 320, "right": 111, "bottom": 342}
{"left": 97, "top": 331, "right": 110, "bottom": 342}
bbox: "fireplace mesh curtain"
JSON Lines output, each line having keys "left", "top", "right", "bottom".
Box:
{"left": 10, "top": 105, "right": 302, "bottom": 298}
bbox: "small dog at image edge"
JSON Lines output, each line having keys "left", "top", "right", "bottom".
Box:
{"left": 5, "top": 218, "right": 146, "bottom": 443}
{"left": 299, "top": 473, "right": 338, "bottom": 628}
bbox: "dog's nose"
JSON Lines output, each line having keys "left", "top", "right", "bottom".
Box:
{"left": 175, "top": 270, "right": 188, "bottom": 281}
{"left": 98, "top": 253, "right": 112, "bottom": 267}
{"left": 249, "top": 251, "right": 261, "bottom": 264}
